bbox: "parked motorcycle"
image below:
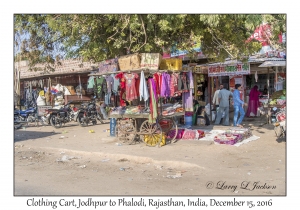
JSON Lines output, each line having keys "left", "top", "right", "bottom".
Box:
{"left": 38, "top": 105, "right": 63, "bottom": 126}
{"left": 14, "top": 107, "right": 37, "bottom": 124}
{"left": 77, "top": 100, "right": 99, "bottom": 127}
{"left": 48, "top": 102, "right": 79, "bottom": 128}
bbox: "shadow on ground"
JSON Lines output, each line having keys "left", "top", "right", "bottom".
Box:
{"left": 276, "top": 137, "right": 286, "bottom": 143}
{"left": 14, "top": 130, "right": 60, "bottom": 142}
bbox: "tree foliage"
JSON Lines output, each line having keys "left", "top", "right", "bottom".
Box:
{"left": 14, "top": 14, "right": 286, "bottom": 71}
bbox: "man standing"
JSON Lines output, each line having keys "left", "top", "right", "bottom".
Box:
{"left": 214, "top": 84, "right": 232, "bottom": 126}
{"left": 233, "top": 84, "right": 248, "bottom": 127}
{"left": 212, "top": 84, "right": 223, "bottom": 109}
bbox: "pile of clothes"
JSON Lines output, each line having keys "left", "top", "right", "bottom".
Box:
{"left": 109, "top": 106, "right": 150, "bottom": 116}
{"left": 167, "top": 128, "right": 206, "bottom": 140}
{"left": 158, "top": 103, "right": 183, "bottom": 116}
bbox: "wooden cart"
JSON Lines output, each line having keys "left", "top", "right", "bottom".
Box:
{"left": 109, "top": 112, "right": 184, "bottom": 147}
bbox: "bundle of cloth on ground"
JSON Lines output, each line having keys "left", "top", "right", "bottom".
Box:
{"left": 166, "top": 127, "right": 257, "bottom": 146}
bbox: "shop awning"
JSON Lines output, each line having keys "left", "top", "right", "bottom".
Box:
{"left": 258, "top": 60, "right": 286, "bottom": 67}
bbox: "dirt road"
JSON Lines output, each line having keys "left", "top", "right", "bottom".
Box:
{"left": 14, "top": 119, "right": 286, "bottom": 196}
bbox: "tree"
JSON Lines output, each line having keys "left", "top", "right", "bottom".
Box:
{"left": 14, "top": 14, "right": 286, "bottom": 71}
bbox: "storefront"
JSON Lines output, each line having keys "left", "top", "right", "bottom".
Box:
{"left": 17, "top": 59, "right": 99, "bottom": 109}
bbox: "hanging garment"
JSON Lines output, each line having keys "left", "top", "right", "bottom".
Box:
{"left": 87, "top": 76, "right": 95, "bottom": 89}
{"left": 170, "top": 73, "right": 179, "bottom": 97}
{"left": 139, "top": 71, "right": 149, "bottom": 101}
{"left": 178, "top": 72, "right": 190, "bottom": 92}
{"left": 115, "top": 72, "right": 126, "bottom": 106}
{"left": 105, "top": 75, "right": 114, "bottom": 93}
{"left": 95, "top": 77, "right": 107, "bottom": 99}
{"left": 255, "top": 71, "right": 258, "bottom": 82}
{"left": 45, "top": 89, "right": 52, "bottom": 104}
{"left": 189, "top": 70, "right": 194, "bottom": 89}
{"left": 153, "top": 73, "right": 161, "bottom": 96}
{"left": 160, "top": 72, "right": 171, "bottom": 97}
{"left": 183, "top": 71, "right": 194, "bottom": 111}
{"left": 148, "top": 78, "right": 158, "bottom": 123}
{"left": 115, "top": 72, "right": 126, "bottom": 89}
{"left": 111, "top": 73, "right": 120, "bottom": 93}
{"left": 135, "top": 77, "right": 140, "bottom": 97}
{"left": 124, "top": 73, "right": 139, "bottom": 101}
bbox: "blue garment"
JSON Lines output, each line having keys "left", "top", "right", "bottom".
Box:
{"left": 111, "top": 73, "right": 119, "bottom": 93}
{"left": 233, "top": 105, "right": 245, "bottom": 126}
{"left": 105, "top": 92, "right": 112, "bottom": 105}
{"left": 105, "top": 75, "right": 114, "bottom": 93}
{"left": 233, "top": 89, "right": 244, "bottom": 106}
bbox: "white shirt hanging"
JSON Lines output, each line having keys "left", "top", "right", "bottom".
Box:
{"left": 255, "top": 71, "right": 258, "bottom": 82}
{"left": 139, "top": 71, "right": 149, "bottom": 101}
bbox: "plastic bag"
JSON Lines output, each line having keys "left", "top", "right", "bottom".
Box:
{"left": 205, "top": 103, "right": 210, "bottom": 115}
{"left": 211, "top": 111, "right": 216, "bottom": 121}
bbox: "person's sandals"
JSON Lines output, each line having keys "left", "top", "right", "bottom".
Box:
{"left": 237, "top": 124, "right": 244, "bottom": 128}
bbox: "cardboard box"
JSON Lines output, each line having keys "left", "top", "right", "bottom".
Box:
{"left": 118, "top": 54, "right": 141, "bottom": 71}
{"left": 140, "top": 53, "right": 162, "bottom": 70}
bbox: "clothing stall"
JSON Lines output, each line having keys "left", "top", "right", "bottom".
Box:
{"left": 103, "top": 53, "right": 199, "bottom": 147}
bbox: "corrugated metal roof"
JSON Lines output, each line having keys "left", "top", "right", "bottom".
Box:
{"left": 248, "top": 57, "right": 286, "bottom": 63}
{"left": 258, "top": 60, "right": 286, "bottom": 67}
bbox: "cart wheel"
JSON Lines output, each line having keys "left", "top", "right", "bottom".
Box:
{"left": 140, "top": 120, "right": 163, "bottom": 147}
{"left": 116, "top": 119, "right": 136, "bottom": 145}
{"left": 158, "top": 117, "right": 178, "bottom": 144}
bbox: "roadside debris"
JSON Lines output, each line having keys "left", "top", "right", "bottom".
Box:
{"left": 118, "top": 158, "right": 129, "bottom": 162}
{"left": 89, "top": 130, "right": 95, "bottom": 133}
{"left": 119, "top": 167, "right": 131, "bottom": 171}
{"left": 79, "top": 165, "right": 86, "bottom": 168}
{"left": 56, "top": 155, "right": 78, "bottom": 162}
{"left": 101, "top": 159, "right": 110, "bottom": 162}
{"left": 166, "top": 171, "right": 182, "bottom": 179}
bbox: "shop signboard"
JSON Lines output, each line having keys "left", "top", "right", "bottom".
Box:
{"left": 37, "top": 106, "right": 52, "bottom": 116}
{"left": 208, "top": 63, "right": 250, "bottom": 77}
{"left": 162, "top": 42, "right": 202, "bottom": 58}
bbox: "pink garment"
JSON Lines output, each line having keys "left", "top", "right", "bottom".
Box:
{"left": 183, "top": 71, "right": 194, "bottom": 111}
{"left": 168, "top": 129, "right": 185, "bottom": 139}
{"left": 182, "top": 129, "right": 197, "bottom": 140}
{"left": 170, "top": 74, "right": 179, "bottom": 97}
{"left": 246, "top": 85, "right": 261, "bottom": 117}
{"left": 124, "top": 73, "right": 139, "bottom": 101}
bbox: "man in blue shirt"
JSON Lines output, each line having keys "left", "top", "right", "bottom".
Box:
{"left": 233, "top": 84, "right": 248, "bottom": 127}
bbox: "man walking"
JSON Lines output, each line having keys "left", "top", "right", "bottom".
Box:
{"left": 214, "top": 84, "right": 232, "bottom": 126}
{"left": 233, "top": 84, "right": 248, "bottom": 127}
